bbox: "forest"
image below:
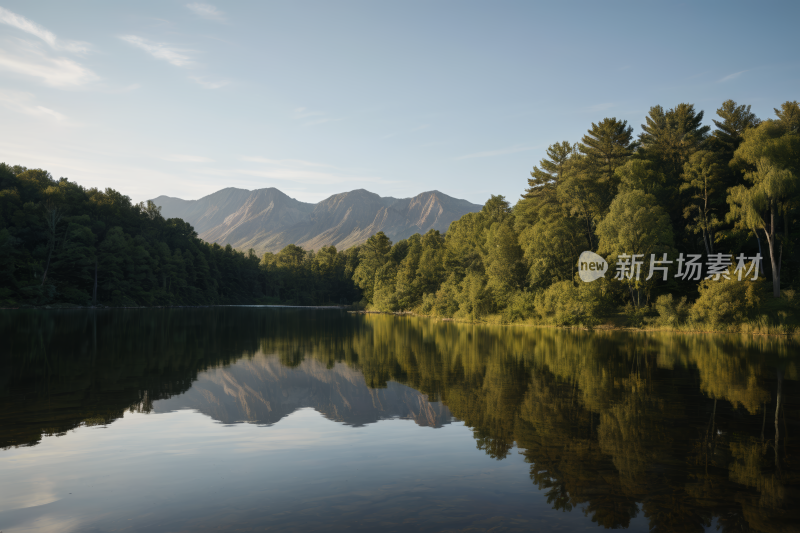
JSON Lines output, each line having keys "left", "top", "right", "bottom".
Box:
{"left": 1, "top": 99, "right": 799, "bottom": 331}
{"left": 344, "top": 99, "right": 800, "bottom": 330}
{"left": 0, "top": 163, "right": 360, "bottom": 307}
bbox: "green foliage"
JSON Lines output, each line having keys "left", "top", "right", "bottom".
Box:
{"left": 690, "top": 266, "right": 763, "bottom": 326}
{"left": 0, "top": 162, "right": 360, "bottom": 307}
{"left": 597, "top": 191, "right": 675, "bottom": 269}
{"left": 533, "top": 281, "right": 604, "bottom": 326}
{"left": 6, "top": 98, "right": 796, "bottom": 326}
{"left": 680, "top": 150, "right": 726, "bottom": 254}
{"left": 502, "top": 290, "right": 536, "bottom": 323}
{"left": 712, "top": 99, "right": 760, "bottom": 153}
{"left": 654, "top": 294, "right": 691, "bottom": 326}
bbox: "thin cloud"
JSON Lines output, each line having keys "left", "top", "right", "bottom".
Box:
{"left": 294, "top": 107, "right": 326, "bottom": 119}
{"left": 120, "top": 35, "right": 193, "bottom": 67}
{"left": 719, "top": 70, "right": 746, "bottom": 82}
{"left": 0, "top": 7, "right": 90, "bottom": 53}
{"left": 292, "top": 106, "right": 342, "bottom": 126}
{"left": 191, "top": 76, "right": 228, "bottom": 89}
{"left": 186, "top": 3, "right": 226, "bottom": 22}
{"left": 0, "top": 90, "right": 66, "bottom": 120}
{"left": 162, "top": 154, "right": 214, "bottom": 163}
{"left": 457, "top": 144, "right": 536, "bottom": 160}
{"left": 0, "top": 43, "right": 98, "bottom": 86}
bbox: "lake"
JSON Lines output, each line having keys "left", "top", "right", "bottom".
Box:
{"left": 1, "top": 308, "right": 798, "bottom": 532}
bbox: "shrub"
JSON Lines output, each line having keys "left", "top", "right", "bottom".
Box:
{"left": 502, "top": 290, "right": 537, "bottom": 323}
{"left": 419, "top": 292, "right": 436, "bottom": 314}
{"left": 654, "top": 294, "right": 691, "bottom": 326}
{"left": 61, "top": 287, "right": 91, "bottom": 305}
{"left": 781, "top": 289, "right": 798, "bottom": 309}
{"left": 534, "top": 281, "right": 603, "bottom": 326}
{"left": 690, "top": 267, "right": 762, "bottom": 326}
{"left": 433, "top": 274, "right": 460, "bottom": 317}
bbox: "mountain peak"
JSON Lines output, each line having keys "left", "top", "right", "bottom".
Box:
{"left": 154, "top": 186, "right": 482, "bottom": 254}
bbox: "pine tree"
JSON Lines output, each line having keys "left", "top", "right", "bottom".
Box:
{"left": 578, "top": 117, "right": 635, "bottom": 189}
{"left": 774, "top": 100, "right": 800, "bottom": 133}
{"left": 520, "top": 142, "right": 573, "bottom": 225}
{"left": 712, "top": 99, "right": 760, "bottom": 152}
{"left": 639, "top": 103, "right": 710, "bottom": 178}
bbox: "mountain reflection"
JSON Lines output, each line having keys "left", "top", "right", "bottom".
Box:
{"left": 153, "top": 356, "right": 453, "bottom": 427}
{"left": 1, "top": 308, "right": 798, "bottom": 532}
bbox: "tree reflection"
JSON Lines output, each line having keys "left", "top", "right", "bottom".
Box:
{"left": 1, "top": 309, "right": 798, "bottom": 532}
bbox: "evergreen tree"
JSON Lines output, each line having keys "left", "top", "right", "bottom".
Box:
{"left": 578, "top": 117, "right": 636, "bottom": 191}
{"left": 774, "top": 100, "right": 800, "bottom": 133}
{"left": 712, "top": 99, "right": 760, "bottom": 152}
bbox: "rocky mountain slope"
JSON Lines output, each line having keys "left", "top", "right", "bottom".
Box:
{"left": 153, "top": 187, "right": 482, "bottom": 253}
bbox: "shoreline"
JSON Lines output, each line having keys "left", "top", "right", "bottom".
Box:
{"left": 2, "top": 305, "right": 797, "bottom": 338}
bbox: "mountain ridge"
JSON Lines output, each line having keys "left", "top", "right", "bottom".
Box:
{"left": 153, "top": 187, "right": 482, "bottom": 254}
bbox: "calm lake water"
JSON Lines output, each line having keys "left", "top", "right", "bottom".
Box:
{"left": 1, "top": 308, "right": 798, "bottom": 533}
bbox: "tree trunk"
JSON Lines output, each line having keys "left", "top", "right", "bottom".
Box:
{"left": 40, "top": 243, "right": 54, "bottom": 286}
{"left": 92, "top": 259, "right": 98, "bottom": 306}
{"left": 756, "top": 232, "right": 765, "bottom": 276}
{"left": 700, "top": 206, "right": 711, "bottom": 255}
{"left": 766, "top": 205, "right": 781, "bottom": 297}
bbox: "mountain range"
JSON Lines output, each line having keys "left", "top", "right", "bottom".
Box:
{"left": 153, "top": 187, "right": 482, "bottom": 254}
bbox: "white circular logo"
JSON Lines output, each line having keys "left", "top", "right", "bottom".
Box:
{"left": 578, "top": 251, "right": 608, "bottom": 282}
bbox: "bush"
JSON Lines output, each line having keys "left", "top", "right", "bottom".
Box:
{"left": 502, "top": 290, "right": 537, "bottom": 323}
{"left": 419, "top": 292, "right": 436, "bottom": 314}
{"left": 654, "top": 294, "right": 691, "bottom": 326}
{"left": 534, "top": 281, "right": 603, "bottom": 326}
{"left": 781, "top": 289, "right": 798, "bottom": 309}
{"left": 433, "top": 275, "right": 460, "bottom": 317}
{"left": 690, "top": 268, "right": 762, "bottom": 326}
{"left": 61, "top": 287, "right": 91, "bottom": 305}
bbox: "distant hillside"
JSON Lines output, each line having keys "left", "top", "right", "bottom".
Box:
{"left": 153, "top": 187, "right": 482, "bottom": 253}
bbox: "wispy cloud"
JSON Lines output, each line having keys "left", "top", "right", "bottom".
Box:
{"left": 0, "top": 90, "right": 66, "bottom": 120}
{"left": 294, "top": 107, "right": 325, "bottom": 119}
{"left": 456, "top": 143, "right": 537, "bottom": 160}
{"left": 120, "top": 35, "right": 193, "bottom": 67}
{"left": 190, "top": 76, "right": 228, "bottom": 89}
{"left": 186, "top": 3, "right": 226, "bottom": 22}
{"left": 0, "top": 42, "right": 98, "bottom": 86}
{"left": 162, "top": 154, "right": 214, "bottom": 163}
{"left": 0, "top": 6, "right": 91, "bottom": 53}
{"left": 292, "top": 106, "right": 341, "bottom": 126}
{"left": 718, "top": 70, "right": 746, "bottom": 82}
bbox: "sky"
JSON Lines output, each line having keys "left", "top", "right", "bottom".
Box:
{"left": 0, "top": 1, "right": 798, "bottom": 206}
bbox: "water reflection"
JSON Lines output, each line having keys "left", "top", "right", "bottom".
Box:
{"left": 1, "top": 308, "right": 798, "bottom": 532}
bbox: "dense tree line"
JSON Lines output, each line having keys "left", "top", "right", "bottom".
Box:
{"left": 0, "top": 164, "right": 360, "bottom": 307}
{"left": 347, "top": 99, "right": 800, "bottom": 327}
{"left": 3, "top": 98, "right": 798, "bottom": 322}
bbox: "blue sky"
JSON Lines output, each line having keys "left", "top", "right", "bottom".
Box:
{"left": 0, "top": 1, "right": 797, "bottom": 205}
